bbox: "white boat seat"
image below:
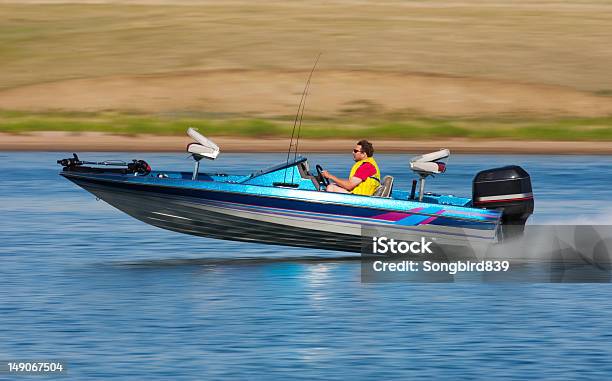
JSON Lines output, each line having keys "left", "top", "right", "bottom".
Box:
{"left": 188, "top": 143, "right": 217, "bottom": 157}
{"left": 186, "top": 127, "right": 220, "bottom": 180}
{"left": 409, "top": 149, "right": 449, "bottom": 177}
{"left": 373, "top": 175, "right": 394, "bottom": 197}
{"left": 186, "top": 127, "right": 219, "bottom": 160}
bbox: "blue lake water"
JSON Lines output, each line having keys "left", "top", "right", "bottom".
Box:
{"left": 1, "top": 151, "right": 612, "bottom": 379}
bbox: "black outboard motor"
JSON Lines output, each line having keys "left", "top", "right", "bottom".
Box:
{"left": 472, "top": 165, "right": 534, "bottom": 239}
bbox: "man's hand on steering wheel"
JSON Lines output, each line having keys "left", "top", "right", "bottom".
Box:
{"left": 315, "top": 164, "right": 330, "bottom": 188}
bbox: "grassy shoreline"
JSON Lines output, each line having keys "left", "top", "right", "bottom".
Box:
{"left": 2, "top": 111, "right": 612, "bottom": 141}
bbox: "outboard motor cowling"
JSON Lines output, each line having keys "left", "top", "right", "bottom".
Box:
{"left": 473, "top": 165, "right": 534, "bottom": 238}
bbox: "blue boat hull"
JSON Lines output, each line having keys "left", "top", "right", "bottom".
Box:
{"left": 62, "top": 169, "right": 501, "bottom": 253}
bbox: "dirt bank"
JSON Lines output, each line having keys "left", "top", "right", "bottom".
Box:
{"left": 2, "top": 132, "right": 611, "bottom": 154}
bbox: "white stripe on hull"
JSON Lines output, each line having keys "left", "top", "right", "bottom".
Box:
{"left": 178, "top": 199, "right": 496, "bottom": 244}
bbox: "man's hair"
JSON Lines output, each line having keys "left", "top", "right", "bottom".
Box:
{"left": 357, "top": 139, "right": 374, "bottom": 157}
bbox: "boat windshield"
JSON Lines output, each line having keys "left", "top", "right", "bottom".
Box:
{"left": 247, "top": 156, "right": 308, "bottom": 179}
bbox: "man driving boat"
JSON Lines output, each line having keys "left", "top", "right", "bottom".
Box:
{"left": 322, "top": 140, "right": 381, "bottom": 196}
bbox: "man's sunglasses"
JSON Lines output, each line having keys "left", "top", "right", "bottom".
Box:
{"left": 353, "top": 149, "right": 362, "bottom": 153}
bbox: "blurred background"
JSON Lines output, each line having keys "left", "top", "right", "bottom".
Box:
{"left": 3, "top": 2, "right": 612, "bottom": 379}
{"left": 1, "top": 0, "right": 612, "bottom": 149}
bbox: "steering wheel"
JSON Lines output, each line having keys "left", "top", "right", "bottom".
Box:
{"left": 315, "top": 164, "right": 330, "bottom": 189}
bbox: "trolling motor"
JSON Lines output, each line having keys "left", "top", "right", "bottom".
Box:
{"left": 57, "top": 153, "right": 83, "bottom": 168}
{"left": 127, "top": 160, "right": 152, "bottom": 175}
{"left": 57, "top": 153, "right": 151, "bottom": 176}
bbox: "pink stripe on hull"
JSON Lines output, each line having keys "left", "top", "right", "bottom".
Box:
{"left": 373, "top": 212, "right": 411, "bottom": 221}
{"left": 373, "top": 207, "right": 424, "bottom": 222}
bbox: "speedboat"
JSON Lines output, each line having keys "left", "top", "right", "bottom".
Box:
{"left": 58, "top": 129, "right": 534, "bottom": 253}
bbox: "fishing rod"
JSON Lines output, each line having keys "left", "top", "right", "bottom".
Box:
{"left": 283, "top": 53, "right": 321, "bottom": 184}
{"left": 290, "top": 54, "right": 321, "bottom": 183}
